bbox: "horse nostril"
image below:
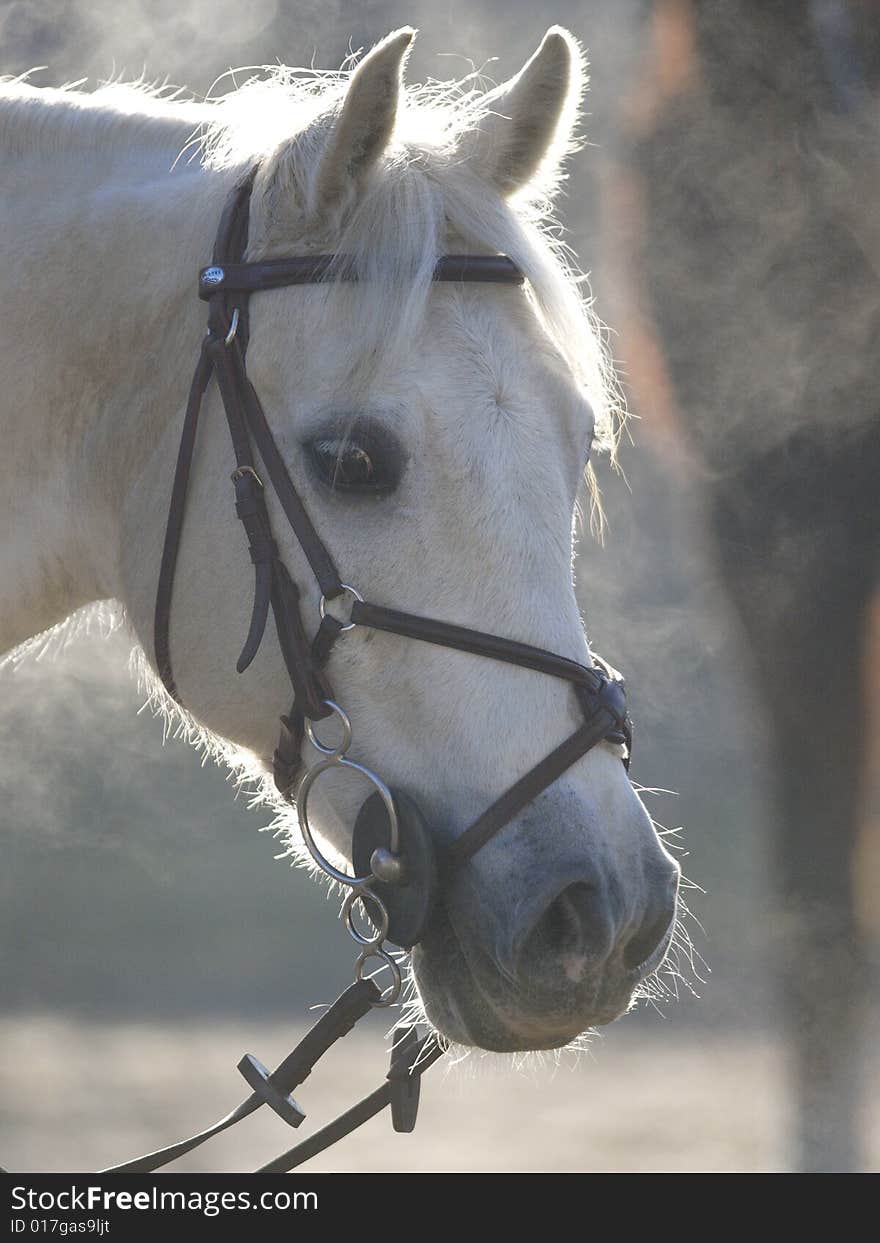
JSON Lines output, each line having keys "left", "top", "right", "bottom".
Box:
{"left": 515, "top": 882, "right": 615, "bottom": 984}
{"left": 622, "top": 903, "right": 676, "bottom": 972}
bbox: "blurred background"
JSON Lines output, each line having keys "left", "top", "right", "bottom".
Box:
{"left": 0, "top": 0, "right": 877, "bottom": 1172}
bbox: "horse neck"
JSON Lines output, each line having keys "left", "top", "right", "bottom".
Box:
{"left": 0, "top": 86, "right": 237, "bottom": 653}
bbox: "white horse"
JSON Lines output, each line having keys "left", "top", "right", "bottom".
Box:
{"left": 0, "top": 26, "right": 679, "bottom": 1051}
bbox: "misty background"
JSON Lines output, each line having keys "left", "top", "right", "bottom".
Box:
{"left": 0, "top": 0, "right": 876, "bottom": 1171}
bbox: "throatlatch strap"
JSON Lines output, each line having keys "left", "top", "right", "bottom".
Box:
{"left": 153, "top": 339, "right": 214, "bottom": 699}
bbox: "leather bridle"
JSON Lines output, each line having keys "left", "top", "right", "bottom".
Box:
{"left": 3, "top": 169, "right": 632, "bottom": 1176}
{"left": 154, "top": 169, "right": 631, "bottom": 957}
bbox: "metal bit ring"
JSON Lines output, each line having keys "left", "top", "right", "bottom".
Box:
{"left": 296, "top": 757, "right": 401, "bottom": 888}
{"left": 319, "top": 583, "right": 363, "bottom": 632}
{"left": 342, "top": 886, "right": 390, "bottom": 948}
{"left": 356, "top": 947, "right": 403, "bottom": 1007}
{"left": 305, "top": 700, "right": 352, "bottom": 759}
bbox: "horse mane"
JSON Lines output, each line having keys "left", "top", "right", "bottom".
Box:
{"left": 0, "top": 72, "right": 205, "bottom": 160}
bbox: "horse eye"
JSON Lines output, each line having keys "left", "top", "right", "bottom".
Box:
{"left": 308, "top": 427, "right": 400, "bottom": 495}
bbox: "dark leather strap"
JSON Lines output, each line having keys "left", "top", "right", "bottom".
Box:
{"left": 238, "top": 369, "right": 342, "bottom": 597}
{"left": 273, "top": 615, "right": 344, "bottom": 799}
{"left": 255, "top": 1036, "right": 445, "bottom": 1173}
{"left": 200, "top": 254, "right": 525, "bottom": 298}
{"left": 96, "top": 980, "right": 445, "bottom": 1176}
{"left": 347, "top": 600, "right": 630, "bottom": 867}
{"left": 100, "top": 979, "right": 381, "bottom": 1174}
{"left": 100, "top": 1095, "right": 263, "bottom": 1175}
{"left": 212, "top": 172, "right": 256, "bottom": 268}
{"left": 351, "top": 600, "right": 620, "bottom": 698}
{"left": 153, "top": 340, "right": 214, "bottom": 699}
{"left": 447, "top": 717, "right": 619, "bottom": 871}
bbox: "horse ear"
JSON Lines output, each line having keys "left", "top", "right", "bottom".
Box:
{"left": 471, "top": 27, "right": 585, "bottom": 197}
{"left": 310, "top": 27, "right": 414, "bottom": 219}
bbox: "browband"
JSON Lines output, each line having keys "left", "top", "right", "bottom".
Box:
{"left": 199, "top": 254, "right": 525, "bottom": 298}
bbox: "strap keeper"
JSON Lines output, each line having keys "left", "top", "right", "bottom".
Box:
{"left": 273, "top": 750, "right": 299, "bottom": 802}
{"left": 235, "top": 497, "right": 263, "bottom": 520}
{"left": 386, "top": 1027, "right": 424, "bottom": 1133}
{"left": 248, "top": 537, "right": 279, "bottom": 565}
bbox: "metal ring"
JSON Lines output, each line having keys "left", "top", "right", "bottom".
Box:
{"left": 305, "top": 700, "right": 352, "bottom": 759}
{"left": 319, "top": 583, "right": 363, "bottom": 632}
{"left": 342, "top": 887, "right": 389, "bottom": 948}
{"left": 296, "top": 756, "right": 401, "bottom": 888}
{"left": 224, "top": 307, "right": 240, "bottom": 347}
{"left": 356, "top": 947, "right": 403, "bottom": 1007}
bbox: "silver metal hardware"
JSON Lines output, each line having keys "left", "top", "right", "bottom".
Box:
{"left": 295, "top": 697, "right": 403, "bottom": 1005}
{"left": 305, "top": 700, "right": 352, "bottom": 758}
{"left": 297, "top": 756, "right": 401, "bottom": 886}
{"left": 230, "top": 464, "right": 263, "bottom": 487}
{"left": 224, "top": 307, "right": 240, "bottom": 347}
{"left": 319, "top": 583, "right": 364, "bottom": 632}
{"left": 202, "top": 265, "right": 225, "bottom": 285}
{"left": 342, "top": 888, "right": 390, "bottom": 947}
{"left": 355, "top": 946, "right": 403, "bottom": 1007}
{"left": 370, "top": 847, "right": 405, "bottom": 885}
